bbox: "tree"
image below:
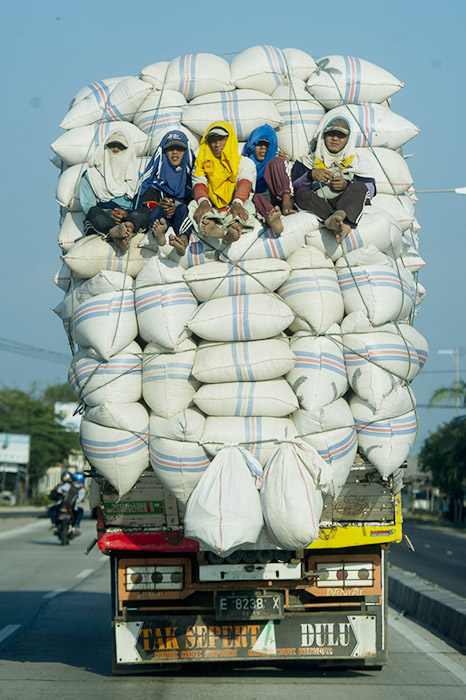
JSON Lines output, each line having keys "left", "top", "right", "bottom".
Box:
{"left": 418, "top": 416, "right": 466, "bottom": 523}
{"left": 0, "top": 387, "right": 81, "bottom": 491}
{"left": 429, "top": 379, "right": 466, "bottom": 410}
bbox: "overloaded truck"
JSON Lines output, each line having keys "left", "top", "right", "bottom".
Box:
{"left": 53, "top": 47, "right": 427, "bottom": 673}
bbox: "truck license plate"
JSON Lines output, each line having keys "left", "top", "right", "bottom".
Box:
{"left": 216, "top": 593, "right": 284, "bottom": 620}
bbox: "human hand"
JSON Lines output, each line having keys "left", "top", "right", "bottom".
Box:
{"left": 229, "top": 201, "right": 248, "bottom": 222}
{"left": 312, "top": 168, "right": 332, "bottom": 184}
{"left": 330, "top": 172, "right": 347, "bottom": 191}
{"left": 108, "top": 208, "right": 126, "bottom": 223}
{"left": 194, "top": 200, "right": 213, "bottom": 223}
{"left": 160, "top": 199, "right": 176, "bottom": 218}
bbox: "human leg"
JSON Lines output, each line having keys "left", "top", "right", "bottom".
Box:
{"left": 84, "top": 207, "right": 116, "bottom": 236}
{"left": 264, "top": 158, "right": 295, "bottom": 215}
{"left": 333, "top": 181, "right": 369, "bottom": 226}
{"left": 294, "top": 188, "right": 334, "bottom": 220}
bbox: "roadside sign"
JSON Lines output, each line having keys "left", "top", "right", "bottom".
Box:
{"left": 0, "top": 434, "right": 30, "bottom": 465}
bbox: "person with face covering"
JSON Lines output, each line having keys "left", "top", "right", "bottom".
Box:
{"left": 243, "top": 124, "right": 296, "bottom": 234}
{"left": 292, "top": 116, "right": 376, "bottom": 242}
{"left": 139, "top": 130, "right": 196, "bottom": 255}
{"left": 79, "top": 131, "right": 150, "bottom": 251}
{"left": 191, "top": 121, "right": 257, "bottom": 243}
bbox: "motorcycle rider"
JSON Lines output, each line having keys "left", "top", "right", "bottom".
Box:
{"left": 48, "top": 470, "right": 73, "bottom": 528}
{"left": 51, "top": 471, "right": 86, "bottom": 536}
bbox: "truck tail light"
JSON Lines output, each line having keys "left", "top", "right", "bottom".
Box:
{"left": 315, "top": 562, "right": 374, "bottom": 587}
{"left": 125, "top": 565, "right": 184, "bottom": 591}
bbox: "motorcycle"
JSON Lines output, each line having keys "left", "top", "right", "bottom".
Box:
{"left": 55, "top": 504, "right": 77, "bottom": 546}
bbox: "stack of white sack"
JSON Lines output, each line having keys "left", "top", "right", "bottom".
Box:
{"left": 52, "top": 48, "right": 428, "bottom": 549}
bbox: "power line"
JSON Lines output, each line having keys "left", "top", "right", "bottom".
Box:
{"left": 0, "top": 336, "right": 70, "bottom": 366}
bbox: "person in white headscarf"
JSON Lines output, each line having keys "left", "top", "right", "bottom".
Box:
{"left": 292, "top": 116, "right": 376, "bottom": 242}
{"left": 79, "top": 131, "right": 152, "bottom": 251}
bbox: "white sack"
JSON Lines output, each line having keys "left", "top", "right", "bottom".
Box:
{"left": 165, "top": 53, "right": 234, "bottom": 99}
{"left": 201, "top": 416, "right": 297, "bottom": 466}
{"left": 231, "top": 45, "right": 290, "bottom": 93}
{"left": 133, "top": 88, "right": 187, "bottom": 134}
{"left": 355, "top": 147, "right": 414, "bottom": 195}
{"left": 80, "top": 402, "right": 149, "bottom": 495}
{"left": 60, "top": 77, "right": 153, "bottom": 130}
{"left": 187, "top": 293, "right": 294, "bottom": 342}
{"left": 55, "top": 163, "right": 86, "bottom": 211}
{"left": 272, "top": 83, "right": 325, "bottom": 159}
{"left": 139, "top": 61, "right": 170, "bottom": 87}
{"left": 307, "top": 55, "right": 404, "bottom": 108}
{"left": 63, "top": 233, "right": 154, "bottom": 280}
{"left": 150, "top": 408, "right": 206, "bottom": 442}
{"left": 182, "top": 89, "right": 282, "bottom": 141}
{"left": 261, "top": 442, "right": 331, "bottom": 549}
{"left": 58, "top": 212, "right": 86, "bottom": 251}
{"left": 149, "top": 435, "right": 211, "bottom": 504}
{"left": 193, "top": 378, "right": 298, "bottom": 417}
{"left": 371, "top": 193, "right": 415, "bottom": 232}
{"left": 286, "top": 327, "right": 347, "bottom": 411}
{"left": 69, "top": 77, "right": 129, "bottom": 109}
{"left": 183, "top": 258, "right": 291, "bottom": 301}
{"left": 68, "top": 341, "right": 142, "bottom": 406}
{"left": 192, "top": 336, "right": 296, "bottom": 383}
{"left": 282, "top": 48, "right": 317, "bottom": 81}
{"left": 135, "top": 280, "right": 197, "bottom": 349}
{"left": 184, "top": 447, "right": 264, "bottom": 555}
{"left": 142, "top": 339, "right": 199, "bottom": 418}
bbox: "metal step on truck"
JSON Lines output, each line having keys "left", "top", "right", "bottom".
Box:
{"left": 90, "top": 456, "right": 403, "bottom": 673}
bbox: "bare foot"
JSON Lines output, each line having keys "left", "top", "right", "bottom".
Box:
{"left": 169, "top": 233, "right": 189, "bottom": 256}
{"left": 223, "top": 221, "right": 243, "bottom": 243}
{"left": 152, "top": 218, "right": 168, "bottom": 246}
{"left": 264, "top": 206, "right": 284, "bottom": 234}
{"left": 200, "top": 218, "right": 224, "bottom": 239}
{"left": 281, "top": 193, "right": 296, "bottom": 216}
{"left": 108, "top": 221, "right": 135, "bottom": 252}
{"left": 324, "top": 209, "right": 351, "bottom": 243}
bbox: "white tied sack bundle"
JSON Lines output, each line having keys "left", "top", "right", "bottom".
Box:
{"left": 261, "top": 441, "right": 332, "bottom": 549}
{"left": 68, "top": 76, "right": 130, "bottom": 109}
{"left": 320, "top": 104, "right": 419, "bottom": 150}
{"left": 350, "top": 386, "right": 418, "bottom": 478}
{"left": 272, "top": 82, "right": 325, "bottom": 159}
{"left": 306, "top": 55, "right": 404, "bottom": 108}
{"left": 60, "top": 76, "right": 153, "bottom": 130}
{"left": 80, "top": 402, "right": 149, "bottom": 496}
{"left": 354, "top": 148, "right": 414, "bottom": 195}
{"left": 341, "top": 311, "right": 429, "bottom": 409}
{"left": 58, "top": 212, "right": 85, "bottom": 251}
{"left": 278, "top": 246, "right": 344, "bottom": 334}
{"left": 201, "top": 416, "right": 297, "bottom": 466}
{"left": 292, "top": 398, "right": 357, "bottom": 497}
{"left": 182, "top": 89, "right": 282, "bottom": 141}
{"left": 63, "top": 233, "right": 155, "bottom": 280}
{"left": 133, "top": 88, "right": 187, "bottom": 134}
{"left": 71, "top": 288, "right": 138, "bottom": 361}
{"left": 139, "top": 60, "right": 170, "bottom": 88}
{"left": 371, "top": 193, "right": 416, "bottom": 233}
{"left": 304, "top": 207, "right": 401, "bottom": 263}
{"left": 135, "top": 257, "right": 197, "bottom": 349}
{"left": 187, "top": 293, "right": 295, "bottom": 342}
{"left": 286, "top": 326, "right": 348, "bottom": 411}
{"left": 68, "top": 341, "right": 142, "bottom": 406}
{"left": 149, "top": 410, "right": 211, "bottom": 505}
{"left": 56, "top": 163, "right": 87, "bottom": 211}
{"left": 336, "top": 246, "right": 415, "bottom": 325}
{"left": 164, "top": 53, "right": 234, "bottom": 100}
{"left": 193, "top": 378, "right": 298, "bottom": 417}
{"left": 183, "top": 259, "right": 291, "bottom": 301}
{"left": 230, "top": 45, "right": 291, "bottom": 94}
{"left": 184, "top": 447, "right": 264, "bottom": 555}
{"left": 192, "top": 336, "right": 296, "bottom": 384}
{"left": 142, "top": 338, "right": 199, "bottom": 419}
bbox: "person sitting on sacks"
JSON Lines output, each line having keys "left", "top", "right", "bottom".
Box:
{"left": 79, "top": 131, "right": 151, "bottom": 252}
{"left": 292, "top": 116, "right": 376, "bottom": 243}
{"left": 243, "top": 124, "right": 296, "bottom": 235}
{"left": 191, "top": 121, "right": 257, "bottom": 243}
{"left": 138, "top": 130, "right": 196, "bottom": 255}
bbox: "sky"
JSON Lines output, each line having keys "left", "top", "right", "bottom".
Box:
{"left": 0, "top": 0, "right": 465, "bottom": 455}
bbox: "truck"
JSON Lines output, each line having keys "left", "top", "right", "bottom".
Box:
{"left": 90, "top": 455, "right": 403, "bottom": 673}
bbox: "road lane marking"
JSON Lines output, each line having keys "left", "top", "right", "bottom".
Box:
{"left": 42, "top": 590, "right": 66, "bottom": 600}
{"left": 446, "top": 550, "right": 453, "bottom": 555}
{"left": 76, "top": 568, "right": 95, "bottom": 580}
{"left": 0, "top": 521, "right": 46, "bottom": 542}
{"left": 424, "top": 544, "right": 431, "bottom": 548}
{"left": 0, "top": 625, "right": 21, "bottom": 644}
{"left": 389, "top": 610, "right": 466, "bottom": 684}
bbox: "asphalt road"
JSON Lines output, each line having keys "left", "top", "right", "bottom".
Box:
{"left": 388, "top": 520, "right": 466, "bottom": 598}
{"left": 0, "top": 513, "right": 465, "bottom": 699}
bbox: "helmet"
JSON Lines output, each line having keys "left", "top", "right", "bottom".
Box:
{"left": 72, "top": 472, "right": 85, "bottom": 485}
{"left": 61, "top": 470, "right": 73, "bottom": 483}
